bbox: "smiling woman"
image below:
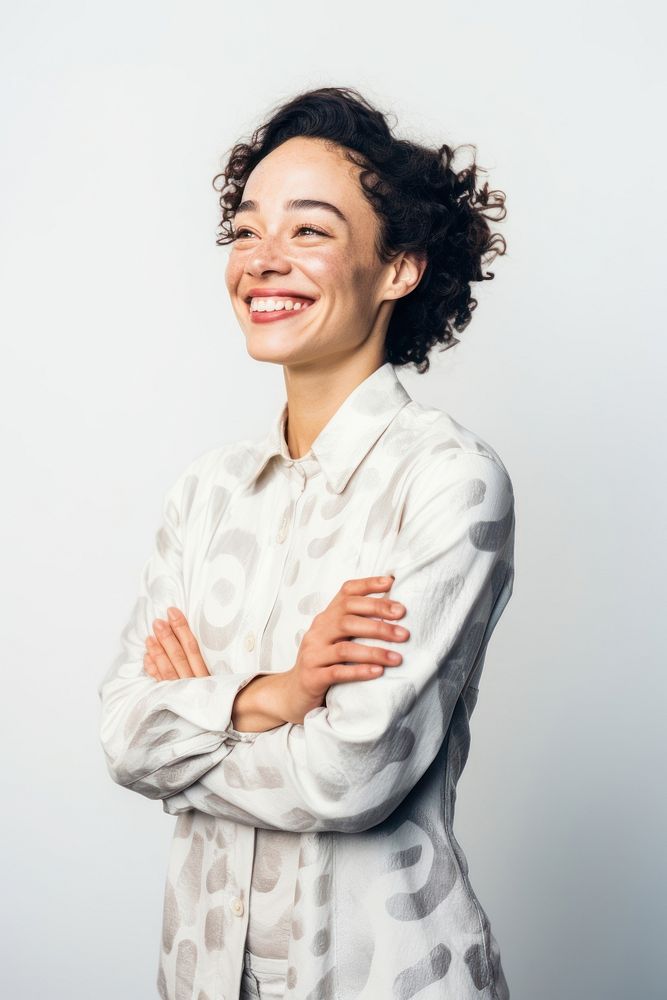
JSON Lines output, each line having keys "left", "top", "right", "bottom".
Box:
{"left": 220, "top": 127, "right": 425, "bottom": 369}
{"left": 215, "top": 85, "right": 507, "bottom": 373}
{"left": 98, "top": 84, "right": 515, "bottom": 1000}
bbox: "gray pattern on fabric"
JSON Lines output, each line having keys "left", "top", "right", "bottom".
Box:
{"left": 98, "top": 361, "right": 515, "bottom": 1000}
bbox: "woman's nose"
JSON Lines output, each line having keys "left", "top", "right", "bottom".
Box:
{"left": 245, "top": 236, "right": 290, "bottom": 276}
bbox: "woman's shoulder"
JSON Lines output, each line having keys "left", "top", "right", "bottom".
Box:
{"left": 176, "top": 436, "right": 263, "bottom": 489}
{"left": 164, "top": 437, "right": 264, "bottom": 528}
{"left": 395, "top": 399, "right": 514, "bottom": 494}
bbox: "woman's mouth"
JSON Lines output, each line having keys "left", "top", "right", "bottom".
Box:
{"left": 247, "top": 295, "right": 316, "bottom": 323}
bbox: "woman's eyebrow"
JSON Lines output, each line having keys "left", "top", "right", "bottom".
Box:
{"left": 234, "top": 198, "right": 348, "bottom": 224}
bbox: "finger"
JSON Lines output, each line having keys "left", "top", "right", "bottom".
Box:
{"left": 322, "top": 630, "right": 409, "bottom": 683}
{"left": 151, "top": 618, "right": 201, "bottom": 679}
{"left": 317, "top": 645, "right": 404, "bottom": 685}
{"left": 335, "top": 638, "right": 403, "bottom": 668}
{"left": 342, "top": 594, "right": 406, "bottom": 621}
{"left": 338, "top": 575, "right": 395, "bottom": 599}
{"left": 165, "top": 607, "right": 211, "bottom": 677}
{"left": 143, "top": 651, "right": 162, "bottom": 681}
{"left": 329, "top": 611, "right": 410, "bottom": 646}
{"left": 308, "top": 638, "right": 403, "bottom": 675}
{"left": 146, "top": 631, "right": 184, "bottom": 680}
{"left": 323, "top": 662, "right": 388, "bottom": 684}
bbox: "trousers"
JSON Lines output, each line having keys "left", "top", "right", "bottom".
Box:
{"left": 239, "top": 949, "right": 288, "bottom": 1000}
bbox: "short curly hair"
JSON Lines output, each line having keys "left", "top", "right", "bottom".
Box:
{"left": 212, "top": 86, "right": 507, "bottom": 374}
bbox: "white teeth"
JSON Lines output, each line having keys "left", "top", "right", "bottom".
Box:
{"left": 249, "top": 296, "right": 312, "bottom": 313}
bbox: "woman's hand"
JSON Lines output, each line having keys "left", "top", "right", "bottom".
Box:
{"left": 143, "top": 607, "right": 211, "bottom": 681}
{"left": 279, "top": 575, "right": 409, "bottom": 725}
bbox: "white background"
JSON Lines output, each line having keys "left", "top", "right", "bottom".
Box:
{"left": 1, "top": 2, "right": 665, "bottom": 998}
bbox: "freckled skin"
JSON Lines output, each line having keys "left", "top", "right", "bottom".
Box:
{"left": 224, "top": 136, "right": 425, "bottom": 374}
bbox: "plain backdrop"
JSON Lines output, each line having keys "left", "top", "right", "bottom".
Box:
{"left": 1, "top": 2, "right": 665, "bottom": 998}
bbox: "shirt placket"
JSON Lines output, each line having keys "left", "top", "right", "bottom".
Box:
{"left": 224, "top": 458, "right": 312, "bottom": 999}
{"left": 256, "top": 459, "right": 311, "bottom": 658}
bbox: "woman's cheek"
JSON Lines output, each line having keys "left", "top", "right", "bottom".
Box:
{"left": 224, "top": 252, "right": 244, "bottom": 293}
{"left": 302, "top": 247, "right": 352, "bottom": 287}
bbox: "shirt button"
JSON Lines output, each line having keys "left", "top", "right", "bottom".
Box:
{"left": 244, "top": 632, "right": 255, "bottom": 652}
{"left": 229, "top": 896, "right": 244, "bottom": 916}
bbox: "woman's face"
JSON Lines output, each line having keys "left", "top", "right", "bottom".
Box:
{"left": 224, "top": 136, "right": 410, "bottom": 369}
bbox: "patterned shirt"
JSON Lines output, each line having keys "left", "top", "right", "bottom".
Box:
{"left": 98, "top": 361, "right": 516, "bottom": 1000}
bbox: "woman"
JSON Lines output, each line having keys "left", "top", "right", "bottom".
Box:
{"left": 98, "top": 86, "right": 515, "bottom": 1000}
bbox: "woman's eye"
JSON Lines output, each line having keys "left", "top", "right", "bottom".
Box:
{"left": 230, "top": 224, "right": 328, "bottom": 240}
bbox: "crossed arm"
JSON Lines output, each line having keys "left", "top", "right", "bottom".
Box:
{"left": 98, "top": 449, "right": 514, "bottom": 834}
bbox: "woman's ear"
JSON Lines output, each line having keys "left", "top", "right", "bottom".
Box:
{"left": 386, "top": 251, "right": 428, "bottom": 301}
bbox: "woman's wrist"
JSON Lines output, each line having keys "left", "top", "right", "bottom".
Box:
{"left": 230, "top": 670, "right": 294, "bottom": 733}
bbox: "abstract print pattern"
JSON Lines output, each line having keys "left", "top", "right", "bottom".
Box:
{"left": 98, "top": 361, "right": 515, "bottom": 1000}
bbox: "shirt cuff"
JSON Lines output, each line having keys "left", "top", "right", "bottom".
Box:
{"left": 223, "top": 719, "right": 264, "bottom": 743}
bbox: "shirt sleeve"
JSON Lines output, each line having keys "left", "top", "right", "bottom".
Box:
{"left": 97, "top": 450, "right": 276, "bottom": 799}
{"left": 159, "top": 449, "right": 516, "bottom": 834}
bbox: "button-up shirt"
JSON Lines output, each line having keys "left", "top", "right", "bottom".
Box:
{"left": 98, "top": 361, "right": 516, "bottom": 1000}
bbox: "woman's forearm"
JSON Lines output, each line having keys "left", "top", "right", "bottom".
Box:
{"left": 229, "top": 671, "right": 293, "bottom": 733}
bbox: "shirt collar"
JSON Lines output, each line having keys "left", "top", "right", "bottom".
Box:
{"left": 246, "top": 362, "right": 412, "bottom": 495}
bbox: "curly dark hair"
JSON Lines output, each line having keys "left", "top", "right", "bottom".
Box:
{"left": 212, "top": 86, "right": 507, "bottom": 374}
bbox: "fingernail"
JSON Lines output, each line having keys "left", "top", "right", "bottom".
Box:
{"left": 167, "top": 607, "right": 179, "bottom": 621}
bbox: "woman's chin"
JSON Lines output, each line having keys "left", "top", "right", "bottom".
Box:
{"left": 244, "top": 338, "right": 309, "bottom": 365}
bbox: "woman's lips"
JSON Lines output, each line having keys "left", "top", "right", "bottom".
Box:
{"left": 248, "top": 300, "right": 316, "bottom": 323}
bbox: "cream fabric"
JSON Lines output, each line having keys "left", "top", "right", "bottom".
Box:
{"left": 98, "top": 361, "right": 516, "bottom": 1000}
{"left": 240, "top": 951, "right": 289, "bottom": 1000}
